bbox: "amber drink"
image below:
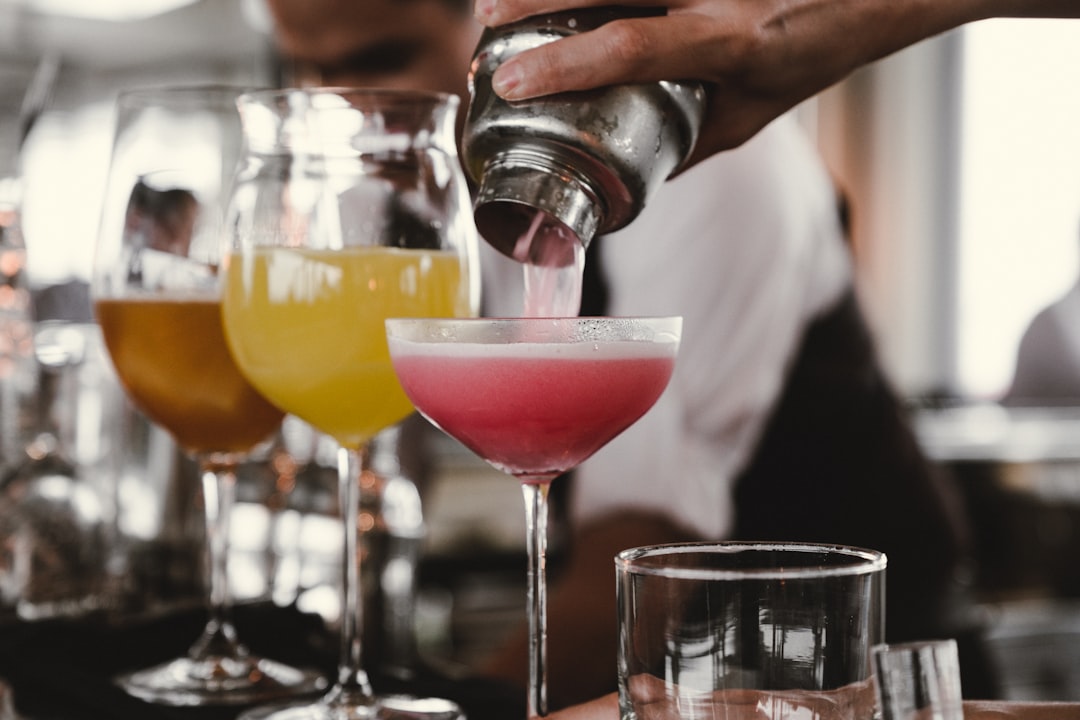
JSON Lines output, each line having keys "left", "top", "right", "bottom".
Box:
{"left": 96, "top": 295, "right": 283, "bottom": 454}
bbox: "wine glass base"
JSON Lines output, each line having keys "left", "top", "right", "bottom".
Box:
{"left": 236, "top": 694, "right": 464, "bottom": 720}
{"left": 117, "top": 655, "right": 326, "bottom": 707}
{"left": 237, "top": 696, "right": 374, "bottom": 720}
{"left": 377, "top": 694, "right": 465, "bottom": 720}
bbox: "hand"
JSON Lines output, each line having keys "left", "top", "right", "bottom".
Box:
{"left": 473, "top": 0, "right": 1080, "bottom": 168}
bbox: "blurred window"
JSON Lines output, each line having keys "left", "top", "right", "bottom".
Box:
{"left": 957, "top": 19, "right": 1080, "bottom": 398}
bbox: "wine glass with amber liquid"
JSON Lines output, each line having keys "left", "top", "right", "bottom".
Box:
{"left": 91, "top": 85, "right": 324, "bottom": 706}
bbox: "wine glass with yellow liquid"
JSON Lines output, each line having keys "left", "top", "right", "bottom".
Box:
{"left": 91, "top": 85, "right": 325, "bottom": 706}
{"left": 220, "top": 87, "right": 479, "bottom": 720}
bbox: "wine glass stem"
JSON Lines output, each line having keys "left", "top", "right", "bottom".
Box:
{"left": 521, "top": 479, "right": 551, "bottom": 719}
{"left": 333, "top": 445, "right": 375, "bottom": 704}
{"left": 192, "top": 457, "right": 244, "bottom": 659}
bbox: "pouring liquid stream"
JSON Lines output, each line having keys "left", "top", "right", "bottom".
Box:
{"left": 513, "top": 209, "right": 585, "bottom": 319}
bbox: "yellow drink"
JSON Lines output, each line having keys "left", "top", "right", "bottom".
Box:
{"left": 222, "top": 246, "right": 471, "bottom": 448}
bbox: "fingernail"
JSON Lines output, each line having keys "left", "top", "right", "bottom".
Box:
{"left": 474, "top": 0, "right": 495, "bottom": 23}
{"left": 492, "top": 61, "right": 524, "bottom": 98}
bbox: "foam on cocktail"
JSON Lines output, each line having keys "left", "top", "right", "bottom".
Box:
{"left": 387, "top": 334, "right": 679, "bottom": 360}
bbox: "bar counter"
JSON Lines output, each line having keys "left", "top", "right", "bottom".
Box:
{"left": 0, "top": 601, "right": 523, "bottom": 720}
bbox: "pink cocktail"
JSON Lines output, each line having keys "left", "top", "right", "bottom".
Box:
{"left": 385, "top": 316, "right": 681, "bottom": 718}
{"left": 390, "top": 337, "right": 675, "bottom": 479}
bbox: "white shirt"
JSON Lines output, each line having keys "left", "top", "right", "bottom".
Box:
{"left": 481, "top": 114, "right": 851, "bottom": 539}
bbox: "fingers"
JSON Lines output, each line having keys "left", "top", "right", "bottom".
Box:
{"left": 476, "top": 0, "right": 661, "bottom": 26}
{"left": 471, "top": 0, "right": 825, "bottom": 165}
{"left": 490, "top": 13, "right": 720, "bottom": 101}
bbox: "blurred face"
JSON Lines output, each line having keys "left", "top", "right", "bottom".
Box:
{"left": 264, "top": 0, "right": 481, "bottom": 103}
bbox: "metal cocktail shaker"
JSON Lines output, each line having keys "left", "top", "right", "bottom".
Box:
{"left": 462, "top": 6, "right": 706, "bottom": 263}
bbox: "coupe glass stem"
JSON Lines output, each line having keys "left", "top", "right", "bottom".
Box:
{"left": 521, "top": 478, "right": 551, "bottom": 719}
{"left": 189, "top": 456, "right": 246, "bottom": 663}
{"left": 324, "top": 444, "right": 376, "bottom": 711}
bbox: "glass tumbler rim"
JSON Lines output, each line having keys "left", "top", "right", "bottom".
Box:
{"left": 615, "top": 540, "right": 888, "bottom": 580}
{"left": 872, "top": 637, "right": 958, "bottom": 654}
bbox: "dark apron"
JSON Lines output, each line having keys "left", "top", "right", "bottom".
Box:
{"left": 730, "top": 289, "right": 997, "bottom": 696}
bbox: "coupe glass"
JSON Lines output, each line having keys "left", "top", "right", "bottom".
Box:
{"left": 91, "top": 85, "right": 324, "bottom": 706}
{"left": 220, "top": 88, "right": 479, "bottom": 720}
{"left": 385, "top": 316, "right": 681, "bottom": 718}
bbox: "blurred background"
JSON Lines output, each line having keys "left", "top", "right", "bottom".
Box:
{"left": 3, "top": 1, "right": 1078, "bottom": 399}
{"left": 1, "top": 0, "right": 1080, "bottom": 703}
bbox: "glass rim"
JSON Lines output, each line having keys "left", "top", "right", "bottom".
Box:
{"left": 872, "top": 638, "right": 958, "bottom": 655}
{"left": 615, "top": 540, "right": 888, "bottom": 580}
{"left": 238, "top": 86, "right": 459, "bottom": 110}
{"left": 385, "top": 315, "right": 683, "bottom": 342}
{"left": 116, "top": 83, "right": 261, "bottom": 107}
{"left": 386, "top": 315, "right": 683, "bottom": 326}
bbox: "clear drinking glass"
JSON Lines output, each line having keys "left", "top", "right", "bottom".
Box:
{"left": 873, "top": 639, "right": 964, "bottom": 720}
{"left": 385, "top": 315, "right": 682, "bottom": 718}
{"left": 221, "top": 87, "right": 479, "bottom": 720}
{"left": 616, "top": 541, "right": 886, "bottom": 720}
{"left": 91, "top": 85, "right": 324, "bottom": 706}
